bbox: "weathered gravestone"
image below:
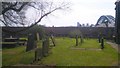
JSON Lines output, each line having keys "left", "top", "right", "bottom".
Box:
{"left": 42, "top": 37, "right": 49, "bottom": 57}
{"left": 36, "top": 32, "right": 40, "bottom": 41}
{"left": 76, "top": 35, "right": 78, "bottom": 46}
{"left": 26, "top": 34, "right": 37, "bottom": 52}
{"left": 101, "top": 37, "right": 104, "bottom": 49}
{"left": 34, "top": 37, "right": 49, "bottom": 61}
{"left": 35, "top": 48, "right": 43, "bottom": 61}
{"left": 50, "top": 35, "right": 56, "bottom": 46}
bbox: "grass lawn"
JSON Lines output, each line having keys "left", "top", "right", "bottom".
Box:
{"left": 37, "top": 37, "right": 118, "bottom": 66}
{"left": 2, "top": 46, "right": 35, "bottom": 66}
{"left": 74, "top": 39, "right": 100, "bottom": 48}
{"left": 2, "top": 37, "right": 119, "bottom": 66}
{"left": 2, "top": 40, "right": 43, "bottom": 66}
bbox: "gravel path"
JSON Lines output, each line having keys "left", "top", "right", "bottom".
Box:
{"left": 106, "top": 42, "right": 120, "bottom": 53}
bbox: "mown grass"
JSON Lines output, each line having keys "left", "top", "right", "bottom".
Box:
{"left": 73, "top": 39, "right": 100, "bottom": 48}
{"left": 2, "top": 40, "right": 43, "bottom": 66}
{"left": 2, "top": 45, "right": 35, "bottom": 66}
{"left": 38, "top": 37, "right": 118, "bottom": 66}
{"left": 2, "top": 37, "right": 119, "bottom": 66}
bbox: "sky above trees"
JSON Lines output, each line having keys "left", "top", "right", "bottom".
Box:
{"left": 36, "top": 0, "right": 116, "bottom": 27}
{"left": 0, "top": 0, "right": 117, "bottom": 27}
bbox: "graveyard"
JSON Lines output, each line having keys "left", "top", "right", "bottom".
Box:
{"left": 2, "top": 37, "right": 119, "bottom": 66}
{"left": 1, "top": 1, "right": 120, "bottom": 67}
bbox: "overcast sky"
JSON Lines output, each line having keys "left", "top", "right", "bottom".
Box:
{"left": 1, "top": 0, "right": 116, "bottom": 27}
{"left": 34, "top": 0, "right": 116, "bottom": 27}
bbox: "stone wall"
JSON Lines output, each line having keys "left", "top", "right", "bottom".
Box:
{"left": 2, "top": 27, "right": 115, "bottom": 39}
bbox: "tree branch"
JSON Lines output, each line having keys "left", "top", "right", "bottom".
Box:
{"left": 2, "top": 7, "right": 62, "bottom": 33}
{"left": 2, "top": 2, "right": 70, "bottom": 33}
{"left": 2, "top": 2, "right": 28, "bottom": 14}
{"left": 0, "top": 18, "right": 8, "bottom": 26}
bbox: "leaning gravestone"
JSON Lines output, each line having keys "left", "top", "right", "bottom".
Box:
{"left": 50, "top": 35, "right": 56, "bottom": 46}
{"left": 26, "top": 34, "right": 36, "bottom": 52}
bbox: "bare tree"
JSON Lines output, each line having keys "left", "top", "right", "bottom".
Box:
{"left": 1, "top": 2, "right": 29, "bottom": 26}
{"left": 1, "top": 1, "right": 70, "bottom": 31}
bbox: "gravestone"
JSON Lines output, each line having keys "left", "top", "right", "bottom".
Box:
{"left": 36, "top": 32, "right": 40, "bottom": 41}
{"left": 35, "top": 48, "right": 43, "bottom": 61}
{"left": 76, "top": 35, "right": 78, "bottom": 46}
{"left": 101, "top": 37, "right": 104, "bottom": 49}
{"left": 50, "top": 35, "right": 56, "bottom": 46}
{"left": 42, "top": 37, "right": 49, "bottom": 57}
{"left": 26, "top": 34, "right": 36, "bottom": 52}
